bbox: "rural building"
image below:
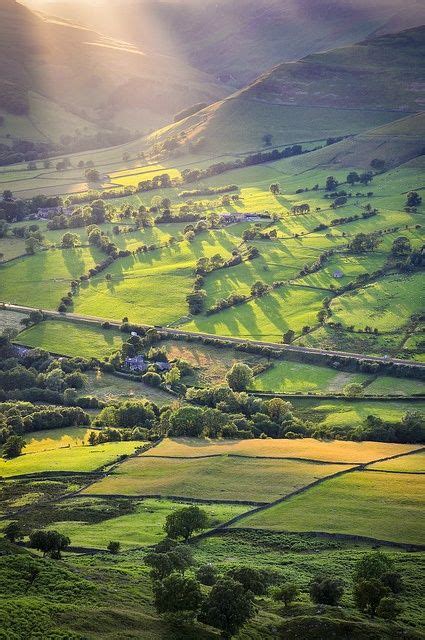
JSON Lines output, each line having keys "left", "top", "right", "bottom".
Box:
{"left": 124, "top": 355, "right": 148, "bottom": 372}
{"left": 155, "top": 361, "right": 171, "bottom": 372}
{"left": 34, "top": 206, "right": 73, "bottom": 220}
{"left": 333, "top": 269, "right": 344, "bottom": 279}
{"left": 220, "top": 212, "right": 270, "bottom": 224}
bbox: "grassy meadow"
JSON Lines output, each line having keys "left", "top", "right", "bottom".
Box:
{"left": 17, "top": 320, "right": 125, "bottom": 358}
{"left": 236, "top": 470, "right": 425, "bottom": 545}
{"left": 83, "top": 455, "right": 352, "bottom": 503}
{"left": 45, "top": 498, "right": 248, "bottom": 550}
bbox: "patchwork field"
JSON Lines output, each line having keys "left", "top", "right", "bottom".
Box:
{"left": 45, "top": 498, "right": 248, "bottom": 549}
{"left": 0, "top": 441, "right": 141, "bottom": 478}
{"left": 143, "top": 437, "right": 421, "bottom": 463}
{"left": 235, "top": 470, "right": 425, "bottom": 545}
{"left": 83, "top": 455, "right": 352, "bottom": 502}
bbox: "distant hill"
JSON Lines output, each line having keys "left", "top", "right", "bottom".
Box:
{"left": 148, "top": 26, "right": 425, "bottom": 156}
{"left": 0, "top": 0, "right": 227, "bottom": 145}
{"left": 26, "top": 0, "right": 425, "bottom": 86}
{"left": 278, "top": 113, "right": 425, "bottom": 174}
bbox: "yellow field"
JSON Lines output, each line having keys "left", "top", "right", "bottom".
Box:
{"left": 144, "top": 437, "right": 421, "bottom": 464}
{"left": 367, "top": 450, "right": 425, "bottom": 473}
{"left": 83, "top": 455, "right": 353, "bottom": 502}
{"left": 110, "top": 164, "right": 181, "bottom": 187}
{"left": 24, "top": 428, "right": 92, "bottom": 453}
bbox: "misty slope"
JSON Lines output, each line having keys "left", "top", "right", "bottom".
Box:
{"left": 0, "top": 0, "right": 226, "bottom": 143}
{"left": 149, "top": 26, "right": 425, "bottom": 156}
{"left": 29, "top": 0, "right": 425, "bottom": 85}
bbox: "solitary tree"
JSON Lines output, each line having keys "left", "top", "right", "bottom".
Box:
{"left": 3, "top": 521, "right": 23, "bottom": 543}
{"left": 309, "top": 576, "right": 344, "bottom": 605}
{"left": 270, "top": 183, "right": 280, "bottom": 195}
{"left": 325, "top": 176, "right": 338, "bottom": 191}
{"left": 406, "top": 191, "right": 422, "bottom": 208}
{"left": 376, "top": 596, "right": 402, "bottom": 621}
{"left": 283, "top": 329, "right": 295, "bottom": 344}
{"left": 153, "top": 573, "right": 203, "bottom": 621}
{"left": 199, "top": 577, "right": 255, "bottom": 639}
{"left": 271, "top": 582, "right": 299, "bottom": 608}
{"left": 226, "top": 363, "right": 254, "bottom": 391}
{"left": 2, "top": 435, "right": 26, "bottom": 459}
{"left": 107, "top": 541, "right": 120, "bottom": 554}
{"left": 164, "top": 506, "right": 209, "bottom": 541}
{"left": 343, "top": 383, "right": 364, "bottom": 398}
{"left": 29, "top": 530, "right": 71, "bottom": 559}
{"left": 353, "top": 578, "right": 389, "bottom": 617}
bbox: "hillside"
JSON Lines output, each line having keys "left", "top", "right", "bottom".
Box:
{"left": 148, "top": 26, "right": 425, "bottom": 156}
{"left": 0, "top": 0, "right": 227, "bottom": 145}
{"left": 283, "top": 113, "right": 425, "bottom": 171}
{"left": 25, "top": 0, "right": 425, "bottom": 85}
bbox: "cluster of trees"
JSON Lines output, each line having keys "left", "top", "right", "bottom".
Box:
{"left": 143, "top": 516, "right": 407, "bottom": 639}
{"left": 181, "top": 145, "right": 304, "bottom": 184}
{"left": 0, "top": 191, "right": 63, "bottom": 223}
{"left": 0, "top": 401, "right": 90, "bottom": 453}
{"left": 0, "top": 129, "right": 137, "bottom": 168}
{"left": 405, "top": 191, "right": 422, "bottom": 210}
{"left": 348, "top": 232, "right": 382, "bottom": 253}
{"left": 47, "top": 199, "right": 111, "bottom": 231}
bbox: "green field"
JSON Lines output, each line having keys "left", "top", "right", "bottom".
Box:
{"left": 0, "top": 247, "right": 103, "bottom": 309}
{"left": 46, "top": 498, "right": 248, "bottom": 549}
{"left": 17, "top": 320, "right": 125, "bottom": 358}
{"left": 299, "top": 398, "right": 425, "bottom": 429}
{"left": 144, "top": 437, "right": 420, "bottom": 463}
{"left": 253, "top": 360, "right": 368, "bottom": 393}
{"left": 185, "top": 285, "right": 328, "bottom": 339}
{"left": 236, "top": 470, "right": 425, "bottom": 545}
{"left": 330, "top": 273, "right": 425, "bottom": 332}
{"left": 83, "top": 455, "right": 352, "bottom": 502}
{"left": 0, "top": 441, "right": 141, "bottom": 477}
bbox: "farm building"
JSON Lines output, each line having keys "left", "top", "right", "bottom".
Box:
{"left": 220, "top": 212, "right": 270, "bottom": 224}
{"left": 124, "top": 355, "right": 148, "bottom": 372}
{"left": 333, "top": 269, "right": 344, "bottom": 279}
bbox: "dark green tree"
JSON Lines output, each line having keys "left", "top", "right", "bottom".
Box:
{"left": 199, "top": 577, "right": 255, "bottom": 639}
{"left": 153, "top": 573, "right": 203, "bottom": 620}
{"left": 164, "top": 506, "right": 209, "bottom": 541}
{"left": 309, "top": 576, "right": 344, "bottom": 605}
{"left": 2, "top": 435, "right": 26, "bottom": 459}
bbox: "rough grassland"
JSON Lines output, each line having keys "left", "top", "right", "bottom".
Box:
{"left": 85, "top": 371, "right": 173, "bottom": 406}
{"left": 330, "top": 273, "right": 425, "bottom": 332}
{"left": 17, "top": 320, "right": 125, "bottom": 358}
{"left": 235, "top": 471, "right": 425, "bottom": 545}
{"left": 0, "top": 309, "right": 27, "bottom": 332}
{"left": 0, "top": 442, "right": 140, "bottom": 477}
{"left": 48, "top": 498, "right": 248, "bottom": 549}
{"left": 367, "top": 450, "right": 425, "bottom": 473}
{"left": 83, "top": 456, "right": 352, "bottom": 502}
{"left": 144, "top": 437, "right": 421, "bottom": 464}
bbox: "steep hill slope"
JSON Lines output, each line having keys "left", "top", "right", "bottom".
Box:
{"left": 148, "top": 26, "right": 425, "bottom": 156}
{"left": 0, "top": 0, "right": 226, "bottom": 145}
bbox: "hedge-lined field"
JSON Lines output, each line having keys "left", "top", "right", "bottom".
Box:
{"left": 17, "top": 320, "right": 125, "bottom": 358}
{"left": 83, "top": 455, "right": 352, "bottom": 502}
{"left": 46, "top": 498, "right": 248, "bottom": 549}
{"left": 235, "top": 470, "right": 425, "bottom": 545}
{"left": 23, "top": 427, "right": 92, "bottom": 453}
{"left": 0, "top": 441, "right": 141, "bottom": 477}
{"left": 143, "top": 437, "right": 421, "bottom": 463}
